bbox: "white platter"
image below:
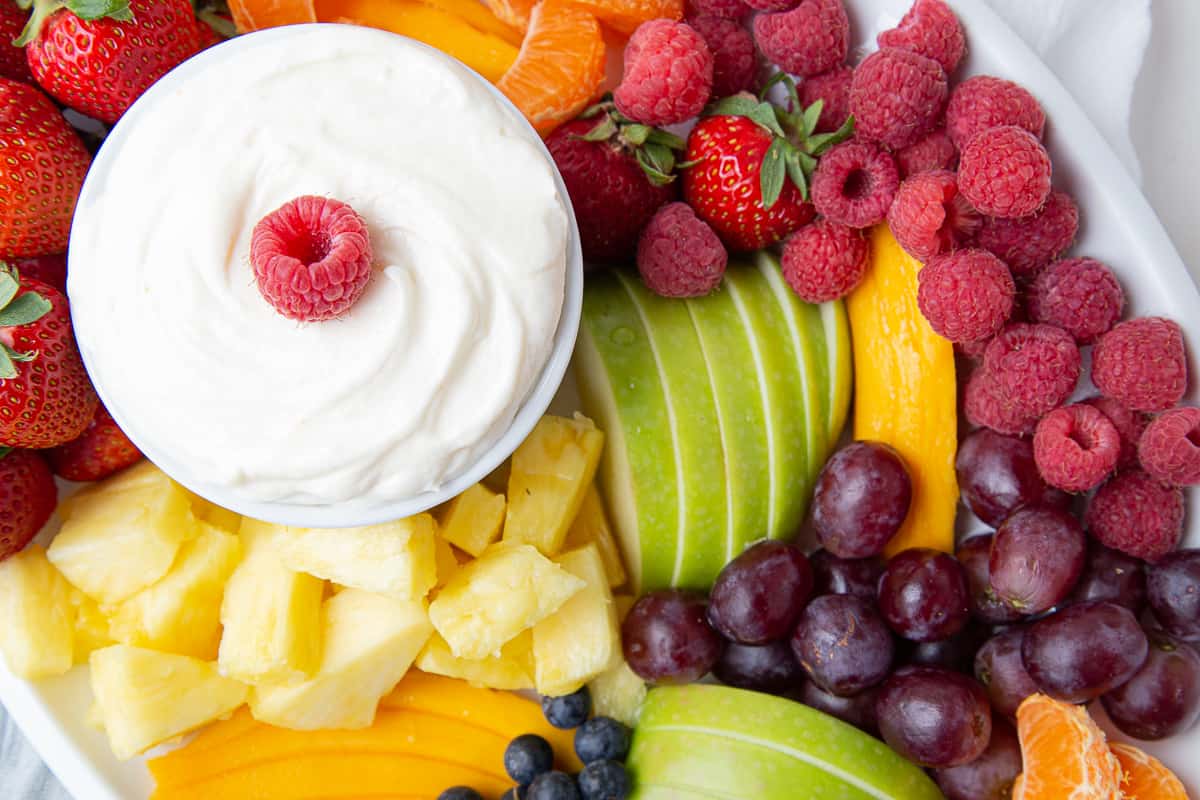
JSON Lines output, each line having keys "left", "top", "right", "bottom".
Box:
{"left": 3, "top": 0, "right": 1198, "bottom": 797}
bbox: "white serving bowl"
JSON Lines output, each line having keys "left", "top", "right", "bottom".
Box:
{"left": 66, "top": 24, "right": 584, "bottom": 529}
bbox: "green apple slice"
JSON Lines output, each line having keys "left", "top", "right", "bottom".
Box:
{"left": 821, "top": 299, "right": 853, "bottom": 443}
{"left": 614, "top": 272, "right": 728, "bottom": 590}
{"left": 722, "top": 265, "right": 810, "bottom": 540}
{"left": 574, "top": 273, "right": 678, "bottom": 592}
{"left": 632, "top": 786, "right": 739, "bottom": 800}
{"left": 632, "top": 685, "right": 944, "bottom": 800}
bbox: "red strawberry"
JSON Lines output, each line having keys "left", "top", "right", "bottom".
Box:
{"left": 0, "top": 79, "right": 90, "bottom": 258}
{"left": 20, "top": 0, "right": 202, "bottom": 125}
{"left": 0, "top": 263, "right": 97, "bottom": 448}
{"left": 682, "top": 83, "right": 852, "bottom": 251}
{"left": 13, "top": 252, "right": 66, "bottom": 292}
{"left": 0, "top": 5, "right": 33, "bottom": 83}
{"left": 546, "top": 102, "right": 682, "bottom": 264}
{"left": 46, "top": 402, "right": 141, "bottom": 481}
{"left": 0, "top": 448, "right": 56, "bottom": 561}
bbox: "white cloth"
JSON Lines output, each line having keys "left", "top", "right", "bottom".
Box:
{"left": 0, "top": 1, "right": 1157, "bottom": 797}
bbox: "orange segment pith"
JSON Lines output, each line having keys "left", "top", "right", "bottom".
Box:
{"left": 497, "top": 0, "right": 606, "bottom": 137}
{"left": 1110, "top": 743, "right": 1188, "bottom": 800}
{"left": 227, "top": 0, "right": 317, "bottom": 31}
{"left": 1014, "top": 694, "right": 1123, "bottom": 800}
{"left": 570, "top": 0, "right": 683, "bottom": 34}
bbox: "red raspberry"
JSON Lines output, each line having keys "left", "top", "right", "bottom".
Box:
{"left": 688, "top": 15, "right": 757, "bottom": 98}
{"left": 780, "top": 220, "right": 868, "bottom": 303}
{"left": 614, "top": 20, "right": 714, "bottom": 126}
{"left": 876, "top": 0, "right": 966, "bottom": 74}
{"left": 1033, "top": 404, "right": 1121, "bottom": 492}
{"left": 744, "top": 0, "right": 798, "bottom": 10}
{"left": 1027, "top": 257, "right": 1124, "bottom": 344}
{"left": 1138, "top": 407, "right": 1200, "bottom": 487}
{"left": 974, "top": 190, "right": 1078, "bottom": 278}
{"left": 800, "top": 66, "right": 853, "bottom": 133}
{"left": 849, "top": 48, "right": 947, "bottom": 149}
{"left": 1083, "top": 395, "right": 1149, "bottom": 469}
{"left": 963, "top": 368, "right": 1037, "bottom": 436}
{"left": 958, "top": 126, "right": 1052, "bottom": 219}
{"left": 1086, "top": 470, "right": 1184, "bottom": 563}
{"left": 1092, "top": 317, "right": 1188, "bottom": 412}
{"left": 895, "top": 128, "right": 958, "bottom": 178}
{"left": 887, "top": 170, "right": 979, "bottom": 262}
{"left": 916, "top": 249, "right": 1014, "bottom": 343}
{"left": 250, "top": 196, "right": 373, "bottom": 322}
{"left": 686, "top": 0, "right": 750, "bottom": 20}
{"left": 983, "top": 323, "right": 1081, "bottom": 420}
{"left": 637, "top": 202, "right": 728, "bottom": 297}
{"left": 810, "top": 140, "right": 899, "bottom": 228}
{"left": 753, "top": 0, "right": 850, "bottom": 77}
{"left": 945, "top": 75, "right": 1046, "bottom": 149}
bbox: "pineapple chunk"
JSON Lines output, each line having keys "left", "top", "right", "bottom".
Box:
{"left": 416, "top": 630, "right": 534, "bottom": 690}
{"left": 0, "top": 545, "right": 74, "bottom": 678}
{"left": 218, "top": 543, "right": 323, "bottom": 686}
{"left": 271, "top": 516, "right": 438, "bottom": 600}
{"left": 532, "top": 544, "right": 619, "bottom": 696}
{"left": 249, "top": 589, "right": 432, "bottom": 730}
{"left": 438, "top": 483, "right": 506, "bottom": 557}
{"left": 187, "top": 492, "right": 242, "bottom": 534}
{"left": 503, "top": 414, "right": 604, "bottom": 556}
{"left": 70, "top": 588, "right": 114, "bottom": 663}
{"left": 428, "top": 543, "right": 585, "bottom": 660}
{"left": 109, "top": 524, "right": 241, "bottom": 660}
{"left": 433, "top": 536, "right": 459, "bottom": 589}
{"left": 48, "top": 461, "right": 195, "bottom": 605}
{"left": 563, "top": 485, "right": 628, "bottom": 588}
{"left": 90, "top": 645, "right": 247, "bottom": 760}
{"left": 588, "top": 595, "right": 645, "bottom": 726}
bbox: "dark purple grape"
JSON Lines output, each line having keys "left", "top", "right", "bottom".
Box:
{"left": 933, "top": 718, "right": 1022, "bottom": 800}
{"left": 1021, "top": 600, "right": 1148, "bottom": 703}
{"left": 1066, "top": 541, "right": 1147, "bottom": 612}
{"left": 957, "top": 534, "right": 1024, "bottom": 624}
{"left": 1101, "top": 630, "right": 1200, "bottom": 740}
{"left": 810, "top": 549, "right": 885, "bottom": 599}
{"left": 877, "top": 548, "right": 970, "bottom": 642}
{"left": 974, "top": 628, "right": 1039, "bottom": 718}
{"left": 622, "top": 590, "right": 724, "bottom": 684}
{"left": 713, "top": 641, "right": 804, "bottom": 694}
{"left": 795, "top": 680, "right": 879, "bottom": 734}
{"left": 1147, "top": 549, "right": 1200, "bottom": 641}
{"left": 989, "top": 507, "right": 1086, "bottom": 615}
{"left": 707, "top": 540, "right": 813, "bottom": 644}
{"left": 956, "top": 429, "right": 1071, "bottom": 527}
{"left": 903, "top": 620, "right": 991, "bottom": 673}
{"left": 791, "top": 594, "right": 894, "bottom": 696}
{"left": 812, "top": 441, "right": 913, "bottom": 558}
{"left": 875, "top": 665, "right": 992, "bottom": 768}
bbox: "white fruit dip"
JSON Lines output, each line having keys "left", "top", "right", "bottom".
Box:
{"left": 68, "top": 25, "right": 568, "bottom": 508}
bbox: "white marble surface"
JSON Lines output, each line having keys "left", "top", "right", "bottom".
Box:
{"left": 4, "top": 1, "right": 1199, "bottom": 797}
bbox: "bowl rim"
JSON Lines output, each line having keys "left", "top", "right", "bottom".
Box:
{"left": 66, "top": 23, "right": 585, "bottom": 527}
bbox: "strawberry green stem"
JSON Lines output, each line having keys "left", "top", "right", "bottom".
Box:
{"left": 15, "top": 0, "right": 133, "bottom": 47}
{"left": 0, "top": 263, "right": 50, "bottom": 380}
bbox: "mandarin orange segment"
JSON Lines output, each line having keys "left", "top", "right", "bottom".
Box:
{"left": 483, "top": 0, "right": 538, "bottom": 32}
{"left": 1014, "top": 694, "right": 1123, "bottom": 800}
{"left": 571, "top": 0, "right": 682, "bottom": 34}
{"left": 1111, "top": 743, "right": 1189, "bottom": 800}
{"left": 497, "top": 0, "right": 607, "bottom": 136}
{"left": 228, "top": 0, "right": 317, "bottom": 31}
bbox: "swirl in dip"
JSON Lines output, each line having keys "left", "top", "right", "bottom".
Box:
{"left": 68, "top": 26, "right": 569, "bottom": 508}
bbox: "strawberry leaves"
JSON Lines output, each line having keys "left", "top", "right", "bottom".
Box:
{"left": 15, "top": 0, "right": 133, "bottom": 47}
{"left": 576, "top": 98, "right": 686, "bottom": 187}
{"left": 0, "top": 264, "right": 51, "bottom": 380}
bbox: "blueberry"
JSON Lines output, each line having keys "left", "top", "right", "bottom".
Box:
{"left": 437, "top": 788, "right": 483, "bottom": 800}
{"left": 526, "top": 771, "right": 582, "bottom": 800}
{"left": 574, "top": 717, "right": 631, "bottom": 764}
{"left": 542, "top": 687, "right": 592, "bottom": 729}
{"left": 504, "top": 734, "right": 554, "bottom": 785}
{"left": 577, "top": 760, "right": 631, "bottom": 800}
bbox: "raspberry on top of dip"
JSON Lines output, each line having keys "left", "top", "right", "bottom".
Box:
{"left": 68, "top": 25, "right": 569, "bottom": 509}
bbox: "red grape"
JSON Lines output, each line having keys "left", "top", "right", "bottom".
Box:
{"left": 707, "top": 540, "right": 813, "bottom": 644}
{"left": 795, "top": 680, "right": 879, "bottom": 735}
{"left": 1101, "top": 630, "right": 1200, "bottom": 740}
{"left": 1147, "top": 549, "right": 1200, "bottom": 641}
{"left": 1021, "top": 600, "right": 1148, "bottom": 703}
{"left": 933, "top": 717, "right": 1022, "bottom": 800}
{"left": 956, "top": 429, "right": 1070, "bottom": 527}
{"left": 623, "top": 590, "right": 724, "bottom": 684}
{"left": 878, "top": 548, "right": 970, "bottom": 642}
{"left": 1067, "top": 542, "right": 1146, "bottom": 613}
{"left": 714, "top": 640, "right": 804, "bottom": 694}
{"left": 957, "top": 533, "right": 1024, "bottom": 624}
{"left": 875, "top": 665, "right": 992, "bottom": 768}
{"left": 989, "top": 507, "right": 1085, "bottom": 615}
{"left": 903, "top": 620, "right": 991, "bottom": 673}
{"left": 791, "top": 594, "right": 894, "bottom": 696}
{"left": 812, "top": 441, "right": 912, "bottom": 558}
{"left": 974, "top": 627, "right": 1038, "bottom": 718}
{"left": 810, "top": 549, "right": 885, "bottom": 599}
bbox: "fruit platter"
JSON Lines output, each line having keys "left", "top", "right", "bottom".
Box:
{"left": 1, "top": 0, "right": 1199, "bottom": 798}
